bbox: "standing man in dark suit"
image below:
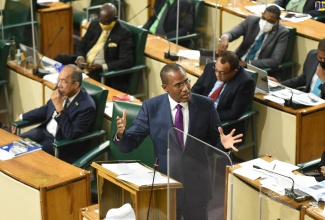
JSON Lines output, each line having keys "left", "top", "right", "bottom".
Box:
{"left": 113, "top": 63, "right": 242, "bottom": 220}
{"left": 273, "top": 0, "right": 325, "bottom": 17}
{"left": 55, "top": 3, "right": 134, "bottom": 92}
{"left": 143, "top": 0, "right": 193, "bottom": 39}
{"left": 192, "top": 51, "right": 255, "bottom": 136}
{"left": 269, "top": 38, "right": 325, "bottom": 99}
{"left": 11, "top": 64, "right": 96, "bottom": 163}
{"left": 218, "top": 6, "right": 289, "bottom": 70}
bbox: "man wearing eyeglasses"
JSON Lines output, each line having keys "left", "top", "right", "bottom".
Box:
{"left": 11, "top": 64, "right": 96, "bottom": 163}
{"left": 269, "top": 38, "right": 325, "bottom": 99}
{"left": 113, "top": 63, "right": 242, "bottom": 220}
{"left": 55, "top": 3, "right": 134, "bottom": 92}
{"left": 192, "top": 51, "right": 255, "bottom": 137}
{"left": 218, "top": 5, "right": 289, "bottom": 73}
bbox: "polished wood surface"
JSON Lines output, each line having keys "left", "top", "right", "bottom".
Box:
{"left": 305, "top": 203, "right": 325, "bottom": 220}
{"left": 0, "top": 129, "right": 91, "bottom": 220}
{"left": 79, "top": 204, "right": 100, "bottom": 220}
{"left": 92, "top": 162, "right": 182, "bottom": 220}
{"left": 38, "top": 2, "right": 73, "bottom": 58}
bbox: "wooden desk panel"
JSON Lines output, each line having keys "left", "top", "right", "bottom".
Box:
{"left": 38, "top": 2, "right": 73, "bottom": 58}
{"left": 0, "top": 129, "right": 91, "bottom": 220}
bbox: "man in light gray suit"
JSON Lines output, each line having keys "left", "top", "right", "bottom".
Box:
{"left": 218, "top": 5, "right": 289, "bottom": 70}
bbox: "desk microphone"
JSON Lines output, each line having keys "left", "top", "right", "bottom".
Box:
{"left": 127, "top": 4, "right": 151, "bottom": 22}
{"left": 147, "top": 157, "right": 159, "bottom": 220}
{"left": 152, "top": 7, "right": 179, "bottom": 61}
{"left": 253, "top": 165, "right": 312, "bottom": 202}
{"left": 283, "top": 89, "right": 307, "bottom": 109}
{"left": 33, "top": 26, "right": 63, "bottom": 78}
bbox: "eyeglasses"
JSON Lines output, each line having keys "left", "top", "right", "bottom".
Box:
{"left": 261, "top": 15, "right": 278, "bottom": 25}
{"left": 318, "top": 56, "right": 325, "bottom": 62}
{"left": 213, "top": 66, "right": 232, "bottom": 76}
{"left": 172, "top": 79, "right": 191, "bottom": 90}
{"left": 57, "top": 79, "right": 73, "bottom": 85}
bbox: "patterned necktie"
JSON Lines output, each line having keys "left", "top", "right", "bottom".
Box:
{"left": 312, "top": 77, "right": 322, "bottom": 96}
{"left": 209, "top": 83, "right": 224, "bottom": 101}
{"left": 64, "top": 98, "right": 70, "bottom": 110}
{"left": 86, "top": 30, "right": 108, "bottom": 64}
{"left": 245, "top": 33, "right": 265, "bottom": 62}
{"left": 175, "top": 104, "right": 184, "bottom": 149}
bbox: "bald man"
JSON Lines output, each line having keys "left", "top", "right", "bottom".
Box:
{"left": 55, "top": 3, "right": 134, "bottom": 92}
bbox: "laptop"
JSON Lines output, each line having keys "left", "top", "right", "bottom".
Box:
{"left": 247, "top": 63, "right": 271, "bottom": 94}
{"left": 19, "top": 43, "right": 57, "bottom": 68}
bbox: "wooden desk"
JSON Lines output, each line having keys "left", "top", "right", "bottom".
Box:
{"left": 37, "top": 2, "right": 73, "bottom": 58}
{"left": 305, "top": 203, "right": 325, "bottom": 220}
{"left": 225, "top": 156, "right": 310, "bottom": 220}
{"left": 0, "top": 129, "right": 91, "bottom": 220}
{"left": 253, "top": 93, "right": 325, "bottom": 165}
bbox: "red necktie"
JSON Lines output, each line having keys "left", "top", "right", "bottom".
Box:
{"left": 209, "top": 83, "right": 224, "bottom": 101}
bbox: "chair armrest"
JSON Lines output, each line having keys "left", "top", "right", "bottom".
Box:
{"left": 312, "top": 15, "right": 325, "bottom": 22}
{"left": 2, "top": 21, "right": 38, "bottom": 29}
{"left": 297, "top": 158, "right": 321, "bottom": 173}
{"left": 73, "top": 140, "right": 110, "bottom": 168}
{"left": 12, "top": 120, "right": 41, "bottom": 129}
{"left": 263, "top": 60, "right": 296, "bottom": 72}
{"left": 53, "top": 130, "right": 106, "bottom": 149}
{"left": 221, "top": 110, "right": 259, "bottom": 127}
{"left": 100, "top": 65, "right": 147, "bottom": 78}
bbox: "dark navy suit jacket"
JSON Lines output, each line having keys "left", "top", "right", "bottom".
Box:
{"left": 192, "top": 63, "right": 255, "bottom": 136}
{"left": 113, "top": 93, "right": 221, "bottom": 208}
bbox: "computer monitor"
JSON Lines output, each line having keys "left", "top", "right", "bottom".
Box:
{"left": 247, "top": 63, "right": 269, "bottom": 94}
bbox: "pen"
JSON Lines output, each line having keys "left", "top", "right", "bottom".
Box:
{"left": 273, "top": 164, "right": 276, "bottom": 170}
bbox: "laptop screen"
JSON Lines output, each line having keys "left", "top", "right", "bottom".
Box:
{"left": 247, "top": 64, "right": 269, "bottom": 94}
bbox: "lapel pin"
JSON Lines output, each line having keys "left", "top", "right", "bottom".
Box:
{"left": 75, "top": 102, "right": 79, "bottom": 106}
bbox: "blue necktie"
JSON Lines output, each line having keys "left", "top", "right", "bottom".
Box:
{"left": 312, "top": 77, "right": 322, "bottom": 96}
{"left": 245, "top": 33, "right": 265, "bottom": 62}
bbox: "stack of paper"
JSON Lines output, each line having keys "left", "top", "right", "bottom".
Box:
{"left": 244, "top": 4, "right": 284, "bottom": 15}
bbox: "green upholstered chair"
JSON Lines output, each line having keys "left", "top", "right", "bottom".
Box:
{"left": 212, "top": 69, "right": 259, "bottom": 189}
{"left": 100, "top": 20, "right": 149, "bottom": 100}
{"left": 0, "top": 40, "right": 12, "bottom": 126}
{"left": 0, "top": 0, "right": 38, "bottom": 47}
{"left": 263, "top": 26, "right": 297, "bottom": 81}
{"left": 168, "top": 0, "right": 204, "bottom": 49}
{"left": 12, "top": 80, "right": 108, "bottom": 160}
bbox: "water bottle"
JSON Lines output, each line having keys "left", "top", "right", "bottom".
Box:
{"left": 8, "top": 36, "right": 16, "bottom": 61}
{"left": 54, "top": 63, "right": 63, "bottom": 72}
{"left": 17, "top": 49, "right": 21, "bottom": 65}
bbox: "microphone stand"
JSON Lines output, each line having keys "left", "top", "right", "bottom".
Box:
{"left": 146, "top": 158, "right": 159, "bottom": 220}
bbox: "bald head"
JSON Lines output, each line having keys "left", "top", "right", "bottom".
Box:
{"left": 99, "top": 3, "right": 117, "bottom": 24}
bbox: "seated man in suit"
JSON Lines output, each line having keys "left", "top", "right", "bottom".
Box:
{"left": 269, "top": 38, "right": 325, "bottom": 99}
{"left": 192, "top": 51, "right": 255, "bottom": 137}
{"left": 113, "top": 63, "right": 242, "bottom": 220}
{"left": 11, "top": 64, "right": 96, "bottom": 163}
{"left": 143, "top": 0, "right": 193, "bottom": 40}
{"left": 55, "top": 3, "right": 134, "bottom": 92}
{"left": 273, "top": 0, "right": 325, "bottom": 17}
{"left": 218, "top": 6, "right": 289, "bottom": 73}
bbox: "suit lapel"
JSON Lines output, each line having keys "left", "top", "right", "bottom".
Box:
{"left": 66, "top": 89, "right": 84, "bottom": 114}
{"left": 188, "top": 95, "right": 198, "bottom": 136}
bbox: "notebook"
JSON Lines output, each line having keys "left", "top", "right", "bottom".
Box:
{"left": 19, "top": 43, "right": 57, "bottom": 68}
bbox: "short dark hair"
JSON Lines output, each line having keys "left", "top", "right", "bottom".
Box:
{"left": 160, "top": 63, "right": 185, "bottom": 85}
{"left": 218, "top": 50, "right": 239, "bottom": 71}
{"left": 318, "top": 38, "right": 325, "bottom": 52}
{"left": 265, "top": 5, "right": 281, "bottom": 19}
{"left": 66, "top": 64, "right": 83, "bottom": 86}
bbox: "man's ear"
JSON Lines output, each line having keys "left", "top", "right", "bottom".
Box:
{"left": 162, "top": 84, "right": 168, "bottom": 93}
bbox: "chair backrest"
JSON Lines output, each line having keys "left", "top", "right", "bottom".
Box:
{"left": 0, "top": 40, "right": 11, "bottom": 81}
{"left": 245, "top": 68, "right": 258, "bottom": 110}
{"left": 283, "top": 26, "right": 297, "bottom": 62}
{"left": 109, "top": 101, "right": 154, "bottom": 168}
{"left": 119, "top": 20, "right": 148, "bottom": 66}
{"left": 82, "top": 80, "right": 108, "bottom": 131}
{"left": 119, "top": 20, "right": 148, "bottom": 95}
{"left": 192, "top": 0, "right": 204, "bottom": 33}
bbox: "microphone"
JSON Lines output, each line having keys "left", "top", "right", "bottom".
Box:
{"left": 253, "top": 165, "right": 312, "bottom": 202}
{"left": 283, "top": 89, "right": 307, "bottom": 109}
{"left": 151, "top": 7, "right": 179, "bottom": 61}
{"left": 33, "top": 26, "right": 63, "bottom": 78}
{"left": 146, "top": 157, "right": 159, "bottom": 220}
{"left": 127, "top": 4, "right": 151, "bottom": 22}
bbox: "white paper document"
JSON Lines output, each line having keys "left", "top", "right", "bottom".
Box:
{"left": 244, "top": 4, "right": 284, "bottom": 15}
{"left": 102, "top": 162, "right": 177, "bottom": 186}
{"left": 280, "top": 13, "right": 311, "bottom": 23}
{"left": 271, "top": 88, "right": 325, "bottom": 106}
{"left": 177, "top": 50, "right": 200, "bottom": 60}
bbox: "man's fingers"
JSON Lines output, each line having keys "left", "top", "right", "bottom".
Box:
{"left": 122, "top": 110, "right": 126, "bottom": 121}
